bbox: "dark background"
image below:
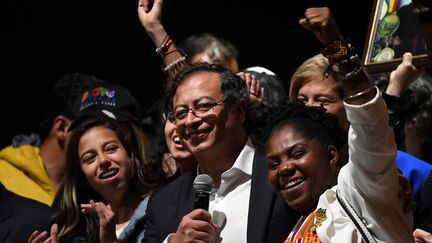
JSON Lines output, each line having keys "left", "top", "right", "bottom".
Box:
{"left": 4, "top": 0, "right": 373, "bottom": 148}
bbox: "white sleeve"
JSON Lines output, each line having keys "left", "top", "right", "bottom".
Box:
{"left": 339, "top": 87, "right": 398, "bottom": 201}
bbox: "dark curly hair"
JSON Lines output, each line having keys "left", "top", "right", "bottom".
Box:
{"left": 265, "top": 102, "right": 347, "bottom": 150}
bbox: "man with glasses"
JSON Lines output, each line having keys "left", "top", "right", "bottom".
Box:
{"left": 143, "top": 63, "right": 300, "bottom": 243}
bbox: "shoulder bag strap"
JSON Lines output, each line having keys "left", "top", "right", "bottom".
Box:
{"left": 336, "top": 189, "right": 378, "bottom": 243}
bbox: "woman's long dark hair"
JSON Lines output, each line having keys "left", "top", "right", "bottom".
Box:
{"left": 50, "top": 117, "right": 163, "bottom": 242}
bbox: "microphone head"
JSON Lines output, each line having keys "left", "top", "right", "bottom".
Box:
{"left": 193, "top": 174, "right": 213, "bottom": 193}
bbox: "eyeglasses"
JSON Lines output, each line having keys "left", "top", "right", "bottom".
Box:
{"left": 169, "top": 98, "right": 226, "bottom": 123}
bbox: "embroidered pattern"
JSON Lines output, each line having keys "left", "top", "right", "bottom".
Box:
{"left": 311, "top": 208, "right": 327, "bottom": 231}
{"left": 285, "top": 209, "right": 322, "bottom": 243}
{"left": 80, "top": 86, "right": 117, "bottom": 111}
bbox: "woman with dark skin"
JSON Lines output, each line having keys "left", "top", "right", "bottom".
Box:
{"left": 262, "top": 6, "right": 415, "bottom": 242}
{"left": 265, "top": 65, "right": 414, "bottom": 242}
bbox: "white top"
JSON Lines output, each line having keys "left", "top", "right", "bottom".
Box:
{"left": 115, "top": 219, "right": 131, "bottom": 238}
{"left": 208, "top": 138, "right": 254, "bottom": 243}
{"left": 316, "top": 90, "right": 414, "bottom": 243}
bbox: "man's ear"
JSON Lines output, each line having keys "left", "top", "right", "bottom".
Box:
{"left": 328, "top": 145, "right": 341, "bottom": 175}
{"left": 52, "top": 115, "right": 72, "bottom": 142}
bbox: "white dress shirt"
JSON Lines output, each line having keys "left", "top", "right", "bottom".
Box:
{"left": 208, "top": 138, "right": 254, "bottom": 243}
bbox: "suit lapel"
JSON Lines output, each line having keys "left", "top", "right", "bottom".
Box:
{"left": 178, "top": 171, "right": 196, "bottom": 218}
{"left": 247, "top": 146, "right": 275, "bottom": 243}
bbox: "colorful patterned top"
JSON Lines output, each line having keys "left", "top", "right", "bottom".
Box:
{"left": 285, "top": 209, "right": 321, "bottom": 243}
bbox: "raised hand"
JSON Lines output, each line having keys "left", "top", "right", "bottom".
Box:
{"left": 81, "top": 200, "right": 117, "bottom": 243}
{"left": 237, "top": 72, "right": 265, "bottom": 107}
{"left": 299, "top": 7, "right": 344, "bottom": 46}
{"left": 396, "top": 169, "right": 415, "bottom": 214}
{"left": 387, "top": 52, "right": 424, "bottom": 97}
{"left": 28, "top": 223, "right": 59, "bottom": 243}
{"left": 413, "top": 228, "right": 432, "bottom": 243}
{"left": 138, "top": 0, "right": 167, "bottom": 47}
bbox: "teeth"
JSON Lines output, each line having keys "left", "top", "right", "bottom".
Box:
{"left": 282, "top": 178, "right": 304, "bottom": 189}
{"left": 99, "top": 169, "right": 119, "bottom": 179}
{"left": 173, "top": 137, "right": 182, "bottom": 145}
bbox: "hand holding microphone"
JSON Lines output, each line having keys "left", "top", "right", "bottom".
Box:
{"left": 171, "top": 174, "right": 222, "bottom": 243}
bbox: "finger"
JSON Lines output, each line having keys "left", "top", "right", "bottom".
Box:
{"left": 389, "top": 70, "right": 396, "bottom": 83}
{"left": 91, "top": 201, "right": 115, "bottom": 225}
{"left": 398, "top": 174, "right": 411, "bottom": 191}
{"left": 141, "top": 0, "right": 153, "bottom": 13}
{"left": 50, "top": 224, "right": 59, "bottom": 243}
{"left": 236, "top": 71, "right": 245, "bottom": 78}
{"left": 249, "top": 76, "right": 257, "bottom": 94}
{"left": 253, "top": 77, "right": 261, "bottom": 92}
{"left": 402, "top": 52, "right": 413, "bottom": 64}
{"left": 242, "top": 73, "right": 253, "bottom": 89}
{"left": 299, "top": 18, "right": 311, "bottom": 31}
{"left": 413, "top": 228, "right": 432, "bottom": 242}
{"left": 28, "top": 230, "right": 41, "bottom": 242}
{"left": 28, "top": 231, "right": 48, "bottom": 243}
{"left": 188, "top": 209, "right": 213, "bottom": 222}
{"left": 90, "top": 200, "right": 110, "bottom": 218}
{"left": 80, "top": 203, "right": 93, "bottom": 213}
{"left": 102, "top": 204, "right": 115, "bottom": 220}
{"left": 151, "top": 0, "right": 164, "bottom": 13}
{"left": 245, "top": 74, "right": 252, "bottom": 86}
{"left": 184, "top": 229, "right": 215, "bottom": 242}
{"left": 90, "top": 200, "right": 105, "bottom": 216}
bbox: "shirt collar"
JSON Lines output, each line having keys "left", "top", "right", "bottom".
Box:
{"left": 196, "top": 137, "right": 255, "bottom": 177}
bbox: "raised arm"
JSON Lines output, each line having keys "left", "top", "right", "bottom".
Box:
{"left": 300, "top": 7, "right": 375, "bottom": 103}
{"left": 138, "top": 0, "right": 187, "bottom": 82}
{"left": 302, "top": 6, "right": 414, "bottom": 242}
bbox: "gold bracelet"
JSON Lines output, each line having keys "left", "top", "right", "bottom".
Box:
{"left": 321, "top": 40, "right": 356, "bottom": 65}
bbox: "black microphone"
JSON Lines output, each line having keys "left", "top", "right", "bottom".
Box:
{"left": 193, "top": 174, "right": 213, "bottom": 210}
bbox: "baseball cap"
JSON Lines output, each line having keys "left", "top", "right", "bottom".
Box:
{"left": 69, "top": 82, "right": 141, "bottom": 130}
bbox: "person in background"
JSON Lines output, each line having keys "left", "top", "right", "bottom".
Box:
{"left": 29, "top": 82, "right": 167, "bottom": 242}
{"left": 178, "top": 32, "right": 240, "bottom": 73}
{"left": 0, "top": 73, "right": 102, "bottom": 243}
{"left": 290, "top": 6, "right": 431, "bottom": 239}
{"left": 240, "top": 66, "right": 288, "bottom": 146}
{"left": 404, "top": 72, "right": 432, "bottom": 164}
{"left": 0, "top": 182, "right": 54, "bottom": 243}
{"left": 0, "top": 73, "right": 105, "bottom": 207}
{"left": 413, "top": 170, "right": 432, "bottom": 243}
{"left": 265, "top": 90, "right": 413, "bottom": 242}
{"left": 290, "top": 52, "right": 432, "bottom": 190}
